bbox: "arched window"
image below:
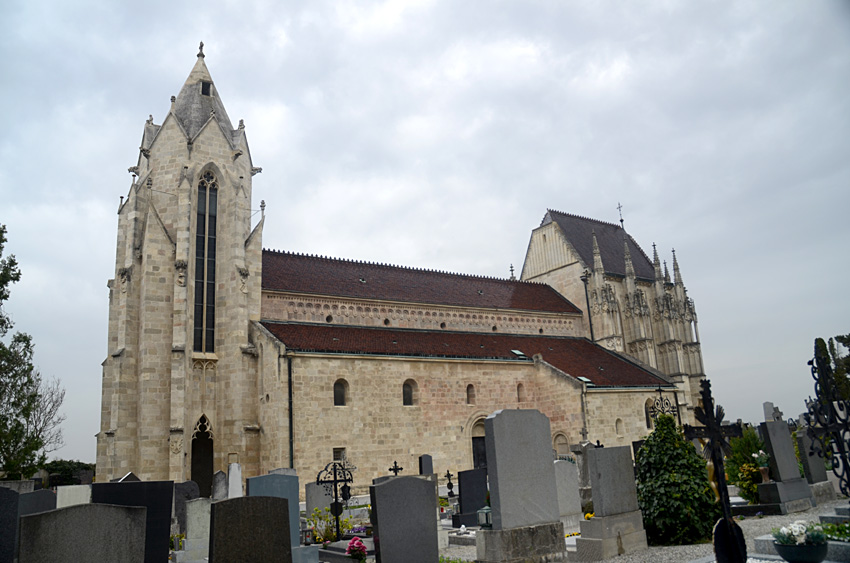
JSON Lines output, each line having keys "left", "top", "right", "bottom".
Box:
{"left": 466, "top": 384, "right": 476, "bottom": 405}
{"left": 333, "top": 379, "right": 348, "bottom": 406}
{"left": 517, "top": 383, "right": 526, "bottom": 403}
{"left": 645, "top": 398, "right": 655, "bottom": 429}
{"left": 615, "top": 418, "right": 624, "bottom": 437}
{"left": 553, "top": 433, "right": 570, "bottom": 457}
{"left": 403, "top": 379, "right": 418, "bottom": 406}
{"left": 193, "top": 170, "right": 218, "bottom": 353}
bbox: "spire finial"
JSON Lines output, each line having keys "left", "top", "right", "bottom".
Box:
{"left": 652, "top": 243, "right": 663, "bottom": 281}
{"left": 198, "top": 42, "right": 205, "bottom": 58}
{"left": 663, "top": 260, "right": 670, "bottom": 283}
{"left": 617, "top": 202, "right": 624, "bottom": 229}
{"left": 260, "top": 200, "right": 266, "bottom": 218}
{"left": 673, "top": 248, "right": 683, "bottom": 285}
{"left": 591, "top": 230, "right": 604, "bottom": 273}
{"left": 509, "top": 264, "right": 516, "bottom": 281}
{"left": 623, "top": 237, "right": 635, "bottom": 278}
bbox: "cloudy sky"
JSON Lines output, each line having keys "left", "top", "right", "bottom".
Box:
{"left": 1, "top": 1, "right": 848, "bottom": 463}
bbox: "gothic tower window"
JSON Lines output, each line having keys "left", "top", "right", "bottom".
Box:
{"left": 194, "top": 171, "right": 217, "bottom": 353}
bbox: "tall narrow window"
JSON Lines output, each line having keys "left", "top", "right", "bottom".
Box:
{"left": 194, "top": 171, "right": 217, "bottom": 353}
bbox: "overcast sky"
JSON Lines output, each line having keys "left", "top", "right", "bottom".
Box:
{"left": 1, "top": 1, "right": 848, "bottom": 463}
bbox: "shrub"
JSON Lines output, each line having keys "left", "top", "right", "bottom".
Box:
{"left": 636, "top": 414, "right": 721, "bottom": 545}
{"left": 736, "top": 463, "right": 760, "bottom": 504}
{"left": 725, "top": 426, "right": 764, "bottom": 484}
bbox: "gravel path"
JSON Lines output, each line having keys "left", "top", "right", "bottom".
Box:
{"left": 439, "top": 498, "right": 848, "bottom": 562}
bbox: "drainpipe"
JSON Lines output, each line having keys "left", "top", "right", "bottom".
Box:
{"left": 580, "top": 269, "right": 595, "bottom": 341}
{"left": 287, "top": 352, "right": 294, "bottom": 469}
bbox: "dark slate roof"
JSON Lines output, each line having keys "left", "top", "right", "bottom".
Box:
{"left": 260, "top": 321, "right": 670, "bottom": 388}
{"left": 262, "top": 250, "right": 582, "bottom": 314}
{"left": 544, "top": 210, "right": 655, "bottom": 281}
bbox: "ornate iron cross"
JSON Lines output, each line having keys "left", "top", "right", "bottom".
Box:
{"left": 444, "top": 470, "right": 455, "bottom": 497}
{"left": 388, "top": 461, "right": 403, "bottom": 475}
{"left": 683, "top": 379, "right": 746, "bottom": 563}
{"left": 804, "top": 340, "right": 850, "bottom": 501}
{"left": 316, "top": 455, "right": 357, "bottom": 541}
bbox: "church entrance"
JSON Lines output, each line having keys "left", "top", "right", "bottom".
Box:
{"left": 191, "top": 416, "right": 214, "bottom": 497}
{"left": 471, "top": 421, "right": 487, "bottom": 469}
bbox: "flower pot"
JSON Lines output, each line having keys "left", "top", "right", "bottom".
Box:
{"left": 759, "top": 467, "right": 770, "bottom": 483}
{"left": 773, "top": 541, "right": 828, "bottom": 563}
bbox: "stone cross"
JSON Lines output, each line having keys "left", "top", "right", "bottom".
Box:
{"left": 683, "top": 379, "right": 746, "bottom": 563}
{"left": 388, "top": 461, "right": 403, "bottom": 476}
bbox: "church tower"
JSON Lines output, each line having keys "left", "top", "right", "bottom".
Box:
{"left": 96, "top": 44, "right": 264, "bottom": 494}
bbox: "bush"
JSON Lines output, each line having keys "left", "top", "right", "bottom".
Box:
{"left": 636, "top": 414, "right": 721, "bottom": 545}
{"left": 725, "top": 426, "right": 764, "bottom": 484}
{"left": 736, "top": 463, "right": 760, "bottom": 504}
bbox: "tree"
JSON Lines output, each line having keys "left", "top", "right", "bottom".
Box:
{"left": 825, "top": 334, "right": 850, "bottom": 400}
{"left": 0, "top": 224, "right": 65, "bottom": 478}
{"left": 635, "top": 414, "right": 720, "bottom": 545}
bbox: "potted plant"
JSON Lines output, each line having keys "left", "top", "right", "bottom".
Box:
{"left": 752, "top": 450, "right": 771, "bottom": 483}
{"left": 346, "top": 537, "right": 368, "bottom": 562}
{"left": 771, "top": 520, "right": 828, "bottom": 563}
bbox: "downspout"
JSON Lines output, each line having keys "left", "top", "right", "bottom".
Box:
{"left": 287, "top": 352, "right": 294, "bottom": 469}
{"left": 580, "top": 269, "right": 595, "bottom": 341}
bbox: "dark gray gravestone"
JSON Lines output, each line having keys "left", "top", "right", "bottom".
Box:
{"left": 485, "top": 409, "right": 560, "bottom": 530}
{"left": 173, "top": 480, "right": 200, "bottom": 535}
{"left": 18, "top": 489, "right": 56, "bottom": 517}
{"left": 451, "top": 468, "right": 487, "bottom": 527}
{"left": 209, "top": 496, "right": 291, "bottom": 563}
{"left": 0, "top": 481, "right": 34, "bottom": 494}
{"left": 0, "top": 488, "right": 19, "bottom": 563}
{"left": 18, "top": 503, "right": 146, "bottom": 563}
{"left": 246, "top": 473, "right": 300, "bottom": 548}
{"left": 760, "top": 421, "right": 800, "bottom": 481}
{"left": 212, "top": 470, "right": 227, "bottom": 500}
{"left": 370, "top": 476, "right": 438, "bottom": 563}
{"left": 269, "top": 467, "right": 297, "bottom": 476}
{"left": 796, "top": 430, "right": 827, "bottom": 484}
{"left": 587, "top": 446, "right": 638, "bottom": 516}
{"left": 92, "top": 480, "right": 173, "bottom": 563}
{"left": 418, "top": 454, "right": 433, "bottom": 475}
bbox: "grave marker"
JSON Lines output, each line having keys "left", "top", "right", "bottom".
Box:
{"left": 172, "top": 480, "right": 200, "bottom": 536}
{"left": 553, "top": 459, "right": 582, "bottom": 530}
{"left": 451, "top": 467, "right": 487, "bottom": 528}
{"left": 174, "top": 497, "right": 211, "bottom": 563}
{"left": 418, "top": 454, "right": 433, "bottom": 475}
{"left": 227, "top": 462, "right": 242, "bottom": 498}
{"left": 56, "top": 484, "right": 91, "bottom": 509}
{"left": 0, "top": 487, "right": 19, "bottom": 563}
{"left": 370, "top": 476, "right": 438, "bottom": 563}
{"left": 209, "top": 496, "right": 291, "bottom": 563}
{"left": 212, "top": 470, "right": 227, "bottom": 500}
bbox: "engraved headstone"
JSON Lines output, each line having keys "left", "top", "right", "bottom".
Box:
{"left": 92, "top": 480, "right": 173, "bottom": 563}
{"left": 246, "top": 474, "right": 300, "bottom": 548}
{"left": 305, "top": 481, "right": 332, "bottom": 516}
{"left": 269, "top": 467, "right": 297, "bottom": 476}
{"left": 451, "top": 468, "right": 487, "bottom": 528}
{"left": 370, "top": 476, "right": 438, "bottom": 563}
{"left": 796, "top": 427, "right": 827, "bottom": 484}
{"left": 56, "top": 484, "right": 91, "bottom": 509}
{"left": 418, "top": 454, "right": 434, "bottom": 475}
{"left": 180, "top": 497, "right": 211, "bottom": 562}
{"left": 212, "top": 470, "right": 227, "bottom": 500}
{"left": 227, "top": 462, "right": 243, "bottom": 498}
{"left": 0, "top": 480, "right": 34, "bottom": 494}
{"left": 18, "top": 504, "right": 145, "bottom": 563}
{"left": 209, "top": 496, "right": 291, "bottom": 563}
{"left": 172, "top": 480, "right": 200, "bottom": 535}
{"left": 554, "top": 459, "right": 582, "bottom": 529}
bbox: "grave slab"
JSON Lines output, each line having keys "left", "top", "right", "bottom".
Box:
{"left": 0, "top": 488, "right": 19, "bottom": 563}
{"left": 269, "top": 467, "right": 297, "bottom": 476}
{"left": 452, "top": 467, "right": 487, "bottom": 528}
{"left": 92, "top": 479, "right": 173, "bottom": 563}
{"left": 172, "top": 480, "right": 200, "bottom": 535}
{"left": 18, "top": 503, "right": 145, "bottom": 563}
{"left": 174, "top": 498, "right": 211, "bottom": 563}
{"left": 246, "top": 473, "right": 300, "bottom": 548}
{"left": 476, "top": 521, "right": 567, "bottom": 563}
{"left": 0, "top": 481, "right": 34, "bottom": 494}
{"left": 305, "top": 481, "right": 332, "bottom": 516}
{"left": 419, "top": 454, "right": 434, "bottom": 475}
{"left": 797, "top": 430, "right": 828, "bottom": 484}
{"left": 586, "top": 446, "right": 638, "bottom": 517}
{"left": 56, "top": 484, "right": 91, "bottom": 508}
{"left": 760, "top": 421, "right": 802, "bottom": 482}
{"left": 212, "top": 470, "right": 227, "bottom": 500}
{"left": 554, "top": 460, "right": 582, "bottom": 530}
{"left": 209, "top": 496, "right": 291, "bottom": 563}
{"left": 227, "top": 462, "right": 242, "bottom": 498}
{"left": 370, "top": 475, "right": 438, "bottom": 563}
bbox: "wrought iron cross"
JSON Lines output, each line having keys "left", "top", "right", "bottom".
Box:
{"left": 649, "top": 387, "right": 681, "bottom": 425}
{"left": 316, "top": 455, "right": 357, "bottom": 541}
{"left": 683, "top": 379, "right": 746, "bottom": 563}
{"left": 445, "top": 470, "right": 455, "bottom": 497}
{"left": 389, "top": 461, "right": 403, "bottom": 475}
{"left": 804, "top": 340, "right": 850, "bottom": 501}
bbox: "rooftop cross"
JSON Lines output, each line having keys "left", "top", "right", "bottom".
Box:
{"left": 617, "top": 202, "right": 624, "bottom": 229}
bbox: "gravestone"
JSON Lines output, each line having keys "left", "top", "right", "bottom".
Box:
{"left": 56, "top": 484, "right": 91, "bottom": 508}
{"left": 476, "top": 409, "right": 565, "bottom": 563}
{"left": 172, "top": 480, "right": 200, "bottom": 535}
{"left": 305, "top": 481, "right": 332, "bottom": 516}
{"left": 756, "top": 421, "right": 814, "bottom": 513}
{"left": 247, "top": 473, "right": 318, "bottom": 563}
{"left": 0, "top": 480, "right": 34, "bottom": 494}
{"left": 212, "top": 470, "right": 227, "bottom": 500}
{"left": 0, "top": 487, "right": 19, "bottom": 563}
{"left": 419, "top": 454, "right": 434, "bottom": 475}
{"left": 370, "top": 475, "right": 438, "bottom": 563}
{"left": 18, "top": 503, "right": 145, "bottom": 563}
{"left": 112, "top": 471, "right": 141, "bottom": 482}
{"left": 269, "top": 467, "right": 297, "bottom": 476}
{"left": 451, "top": 467, "right": 487, "bottom": 527}
{"left": 209, "top": 496, "right": 291, "bottom": 563}
{"left": 19, "top": 489, "right": 57, "bottom": 517}
{"left": 227, "top": 462, "right": 242, "bottom": 498}
{"left": 174, "top": 498, "right": 211, "bottom": 563}
{"left": 796, "top": 426, "right": 827, "bottom": 484}
{"left": 92, "top": 479, "right": 173, "bottom": 563}
{"left": 763, "top": 401, "right": 784, "bottom": 423}
{"left": 573, "top": 446, "right": 647, "bottom": 560}
{"left": 554, "top": 459, "right": 582, "bottom": 530}
{"left": 569, "top": 440, "right": 594, "bottom": 513}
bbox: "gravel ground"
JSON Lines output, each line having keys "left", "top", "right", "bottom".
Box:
{"left": 439, "top": 498, "right": 848, "bottom": 562}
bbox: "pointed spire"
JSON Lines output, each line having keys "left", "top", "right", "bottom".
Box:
{"left": 591, "top": 231, "right": 604, "bottom": 273}
{"left": 623, "top": 237, "right": 635, "bottom": 278}
{"left": 672, "top": 249, "right": 683, "bottom": 285}
{"left": 653, "top": 243, "right": 663, "bottom": 281}
{"left": 663, "top": 261, "right": 671, "bottom": 283}
{"left": 171, "top": 44, "right": 235, "bottom": 141}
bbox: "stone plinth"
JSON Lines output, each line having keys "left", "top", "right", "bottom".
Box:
{"left": 475, "top": 521, "right": 567, "bottom": 563}
{"left": 757, "top": 477, "right": 814, "bottom": 513}
{"left": 572, "top": 511, "right": 647, "bottom": 561}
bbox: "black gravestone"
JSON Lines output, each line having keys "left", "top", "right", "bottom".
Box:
{"left": 451, "top": 468, "right": 487, "bottom": 527}
{"left": 0, "top": 488, "right": 19, "bottom": 563}
{"left": 370, "top": 476, "right": 438, "bottom": 563}
{"left": 92, "top": 480, "right": 173, "bottom": 563}
{"left": 418, "top": 455, "right": 433, "bottom": 475}
{"left": 173, "top": 480, "right": 200, "bottom": 535}
{"left": 18, "top": 489, "right": 56, "bottom": 517}
{"left": 209, "top": 496, "right": 291, "bottom": 562}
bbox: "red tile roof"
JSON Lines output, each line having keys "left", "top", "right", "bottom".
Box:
{"left": 262, "top": 250, "right": 582, "bottom": 314}
{"left": 260, "top": 321, "right": 670, "bottom": 388}
{"left": 544, "top": 210, "right": 656, "bottom": 281}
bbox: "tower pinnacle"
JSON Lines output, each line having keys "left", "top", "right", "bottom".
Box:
{"left": 198, "top": 41, "right": 205, "bottom": 58}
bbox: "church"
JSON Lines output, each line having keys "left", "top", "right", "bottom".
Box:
{"left": 96, "top": 47, "right": 706, "bottom": 496}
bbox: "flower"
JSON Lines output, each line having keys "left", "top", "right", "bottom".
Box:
{"left": 772, "top": 520, "right": 827, "bottom": 546}
{"left": 346, "top": 537, "right": 368, "bottom": 561}
{"left": 752, "top": 450, "right": 770, "bottom": 468}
